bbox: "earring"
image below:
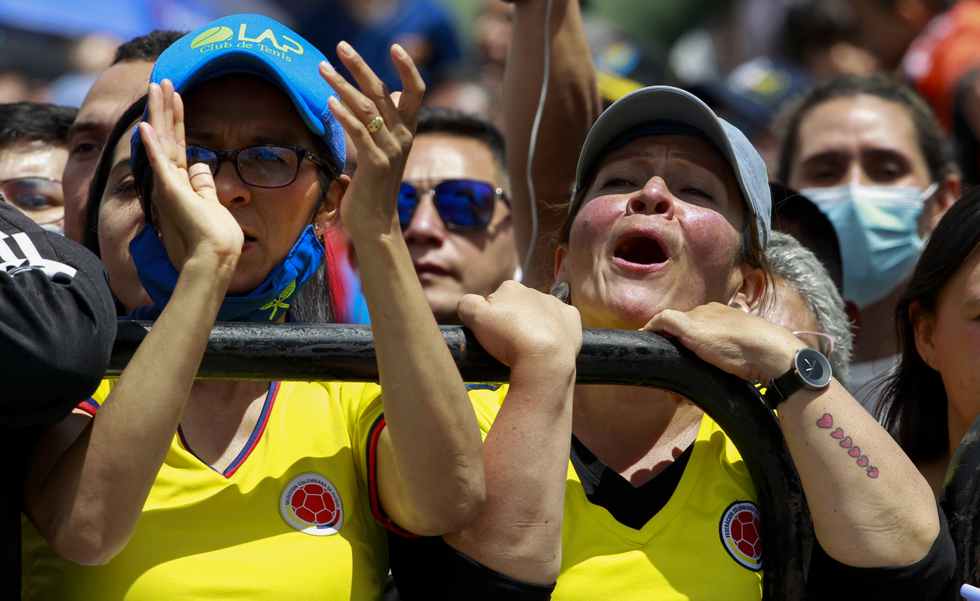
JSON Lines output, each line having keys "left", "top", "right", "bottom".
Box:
{"left": 550, "top": 280, "right": 571, "bottom": 304}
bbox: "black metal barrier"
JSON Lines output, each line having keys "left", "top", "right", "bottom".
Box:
{"left": 111, "top": 320, "right": 813, "bottom": 599}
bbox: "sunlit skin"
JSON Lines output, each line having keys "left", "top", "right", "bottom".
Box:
{"left": 174, "top": 75, "right": 338, "bottom": 294}
{"left": 557, "top": 135, "right": 747, "bottom": 331}
{"left": 0, "top": 141, "right": 67, "bottom": 228}
{"left": 63, "top": 60, "right": 153, "bottom": 242}
{"left": 402, "top": 133, "right": 517, "bottom": 323}
{"left": 97, "top": 125, "right": 151, "bottom": 311}
{"left": 914, "top": 246, "right": 980, "bottom": 461}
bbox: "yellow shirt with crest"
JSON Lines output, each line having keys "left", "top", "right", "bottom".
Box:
{"left": 22, "top": 379, "right": 388, "bottom": 601}
{"left": 467, "top": 383, "right": 765, "bottom": 601}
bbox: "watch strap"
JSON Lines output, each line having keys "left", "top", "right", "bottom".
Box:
{"left": 766, "top": 366, "right": 802, "bottom": 409}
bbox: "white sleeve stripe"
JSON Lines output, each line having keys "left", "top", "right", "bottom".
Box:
{"left": 0, "top": 230, "right": 77, "bottom": 280}
{"left": 0, "top": 232, "right": 20, "bottom": 263}
{"left": 12, "top": 232, "right": 45, "bottom": 264}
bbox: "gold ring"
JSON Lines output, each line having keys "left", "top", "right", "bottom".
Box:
{"left": 366, "top": 115, "right": 384, "bottom": 133}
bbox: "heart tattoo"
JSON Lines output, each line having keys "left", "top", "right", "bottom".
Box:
{"left": 816, "top": 413, "right": 880, "bottom": 480}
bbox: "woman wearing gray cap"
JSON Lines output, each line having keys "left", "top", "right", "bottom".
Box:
{"left": 384, "top": 85, "right": 954, "bottom": 600}
{"left": 20, "top": 15, "right": 485, "bottom": 601}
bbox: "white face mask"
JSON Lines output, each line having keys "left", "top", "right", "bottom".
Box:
{"left": 801, "top": 183, "right": 937, "bottom": 308}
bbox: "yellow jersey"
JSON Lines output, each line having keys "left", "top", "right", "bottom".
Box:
{"left": 467, "top": 384, "right": 764, "bottom": 601}
{"left": 23, "top": 380, "right": 388, "bottom": 601}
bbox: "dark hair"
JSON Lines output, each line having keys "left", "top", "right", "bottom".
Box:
{"left": 776, "top": 74, "right": 957, "bottom": 184}
{"left": 874, "top": 189, "right": 980, "bottom": 462}
{"left": 778, "top": 0, "right": 857, "bottom": 66}
{"left": 771, "top": 182, "right": 843, "bottom": 292}
{"left": 112, "top": 30, "right": 185, "bottom": 65}
{"left": 0, "top": 101, "right": 76, "bottom": 148}
{"left": 83, "top": 96, "right": 147, "bottom": 257}
{"left": 416, "top": 106, "right": 506, "bottom": 170}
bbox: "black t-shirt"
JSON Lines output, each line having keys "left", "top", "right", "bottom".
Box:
{"left": 0, "top": 202, "right": 117, "bottom": 598}
{"left": 388, "top": 436, "right": 957, "bottom": 600}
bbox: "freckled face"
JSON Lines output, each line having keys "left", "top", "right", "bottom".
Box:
{"left": 179, "top": 75, "right": 329, "bottom": 293}
{"left": 559, "top": 135, "right": 747, "bottom": 329}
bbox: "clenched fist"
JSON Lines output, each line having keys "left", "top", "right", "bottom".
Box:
{"left": 458, "top": 280, "right": 582, "bottom": 372}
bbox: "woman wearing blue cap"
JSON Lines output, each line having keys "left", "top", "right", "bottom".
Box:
{"left": 21, "top": 15, "right": 486, "bottom": 600}
{"left": 376, "top": 4, "right": 955, "bottom": 596}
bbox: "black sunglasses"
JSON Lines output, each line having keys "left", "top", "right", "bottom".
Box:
{"left": 185, "top": 144, "right": 331, "bottom": 188}
{"left": 0, "top": 177, "right": 63, "bottom": 210}
{"left": 398, "top": 179, "right": 507, "bottom": 232}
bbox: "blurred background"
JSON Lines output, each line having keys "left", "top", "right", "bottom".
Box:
{"left": 0, "top": 0, "right": 958, "bottom": 169}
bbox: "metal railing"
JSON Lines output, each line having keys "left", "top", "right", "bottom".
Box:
{"left": 111, "top": 320, "right": 813, "bottom": 598}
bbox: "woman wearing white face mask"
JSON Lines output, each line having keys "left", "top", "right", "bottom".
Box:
{"left": 778, "top": 74, "right": 961, "bottom": 408}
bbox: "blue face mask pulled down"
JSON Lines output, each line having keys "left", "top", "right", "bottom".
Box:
{"left": 801, "top": 183, "right": 936, "bottom": 309}
{"left": 129, "top": 223, "right": 324, "bottom": 321}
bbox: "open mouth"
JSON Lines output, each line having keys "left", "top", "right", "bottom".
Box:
{"left": 613, "top": 233, "right": 669, "bottom": 266}
{"left": 414, "top": 263, "right": 452, "bottom": 277}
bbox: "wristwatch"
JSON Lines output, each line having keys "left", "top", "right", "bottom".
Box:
{"left": 765, "top": 347, "right": 833, "bottom": 409}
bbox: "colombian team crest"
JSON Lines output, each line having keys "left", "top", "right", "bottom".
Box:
{"left": 719, "top": 501, "right": 763, "bottom": 571}
{"left": 280, "top": 473, "right": 344, "bottom": 536}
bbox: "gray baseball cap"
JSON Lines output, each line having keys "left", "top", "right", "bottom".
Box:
{"left": 571, "top": 85, "right": 771, "bottom": 249}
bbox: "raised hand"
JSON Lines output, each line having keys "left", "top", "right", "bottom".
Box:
{"left": 319, "top": 42, "right": 425, "bottom": 238}
{"left": 458, "top": 280, "right": 582, "bottom": 371}
{"left": 642, "top": 302, "right": 807, "bottom": 384}
{"left": 138, "top": 79, "right": 243, "bottom": 270}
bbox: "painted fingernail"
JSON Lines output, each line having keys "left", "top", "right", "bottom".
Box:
{"left": 338, "top": 41, "right": 354, "bottom": 57}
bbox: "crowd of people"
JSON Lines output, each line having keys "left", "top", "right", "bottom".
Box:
{"left": 4, "top": 1, "right": 980, "bottom": 599}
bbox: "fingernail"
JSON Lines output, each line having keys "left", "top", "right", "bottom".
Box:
{"left": 338, "top": 41, "right": 354, "bottom": 57}
{"left": 391, "top": 43, "right": 406, "bottom": 59}
{"left": 320, "top": 60, "right": 334, "bottom": 74}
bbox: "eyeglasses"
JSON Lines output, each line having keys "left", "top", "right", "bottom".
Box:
{"left": 185, "top": 145, "right": 329, "bottom": 188}
{"left": 398, "top": 179, "right": 506, "bottom": 232}
{"left": 792, "top": 331, "right": 835, "bottom": 357}
{"left": 0, "top": 177, "right": 64, "bottom": 212}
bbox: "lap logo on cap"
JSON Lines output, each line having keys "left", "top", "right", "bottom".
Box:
{"left": 280, "top": 472, "right": 344, "bottom": 536}
{"left": 190, "top": 22, "right": 304, "bottom": 59}
{"left": 719, "top": 501, "right": 763, "bottom": 571}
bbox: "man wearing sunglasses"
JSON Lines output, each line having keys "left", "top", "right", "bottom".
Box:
{"left": 0, "top": 102, "right": 77, "bottom": 234}
{"left": 396, "top": 107, "right": 518, "bottom": 323}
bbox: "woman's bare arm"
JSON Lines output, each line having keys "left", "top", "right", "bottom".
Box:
{"left": 504, "top": 0, "right": 601, "bottom": 290}
{"left": 24, "top": 81, "right": 243, "bottom": 565}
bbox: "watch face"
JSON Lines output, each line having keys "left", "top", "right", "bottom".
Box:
{"left": 796, "top": 348, "right": 832, "bottom": 388}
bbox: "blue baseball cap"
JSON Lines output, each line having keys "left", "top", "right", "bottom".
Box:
{"left": 132, "top": 13, "right": 345, "bottom": 173}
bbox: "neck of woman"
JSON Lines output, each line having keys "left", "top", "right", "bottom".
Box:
{"left": 180, "top": 379, "right": 273, "bottom": 467}
{"left": 572, "top": 384, "right": 703, "bottom": 486}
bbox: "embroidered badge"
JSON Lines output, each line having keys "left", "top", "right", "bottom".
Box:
{"left": 719, "top": 501, "right": 763, "bottom": 571}
{"left": 280, "top": 472, "right": 343, "bottom": 536}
